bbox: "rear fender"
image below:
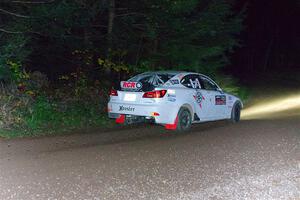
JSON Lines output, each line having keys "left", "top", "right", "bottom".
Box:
{"left": 166, "top": 103, "right": 193, "bottom": 125}
{"left": 164, "top": 103, "right": 193, "bottom": 130}
{"left": 181, "top": 103, "right": 194, "bottom": 121}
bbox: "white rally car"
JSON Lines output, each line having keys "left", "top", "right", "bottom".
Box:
{"left": 108, "top": 71, "right": 243, "bottom": 131}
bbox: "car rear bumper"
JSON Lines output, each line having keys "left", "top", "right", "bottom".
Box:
{"left": 107, "top": 102, "right": 178, "bottom": 124}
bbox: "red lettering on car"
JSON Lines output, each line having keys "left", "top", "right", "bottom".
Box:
{"left": 122, "top": 81, "right": 136, "bottom": 88}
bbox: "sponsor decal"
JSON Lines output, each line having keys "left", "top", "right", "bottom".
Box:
{"left": 193, "top": 90, "right": 205, "bottom": 108}
{"left": 119, "top": 105, "right": 135, "bottom": 112}
{"left": 228, "top": 96, "right": 234, "bottom": 105}
{"left": 215, "top": 95, "right": 226, "bottom": 105}
{"left": 167, "top": 94, "right": 176, "bottom": 102}
{"left": 136, "top": 82, "right": 142, "bottom": 89}
{"left": 121, "top": 81, "right": 142, "bottom": 89}
{"left": 170, "top": 79, "right": 179, "bottom": 85}
{"left": 190, "top": 78, "right": 201, "bottom": 89}
{"left": 168, "top": 97, "right": 176, "bottom": 102}
{"left": 168, "top": 94, "right": 176, "bottom": 97}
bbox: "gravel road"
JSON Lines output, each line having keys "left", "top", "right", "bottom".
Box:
{"left": 0, "top": 98, "right": 299, "bottom": 199}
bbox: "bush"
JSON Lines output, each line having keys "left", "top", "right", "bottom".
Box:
{"left": 0, "top": 69, "right": 111, "bottom": 138}
{"left": 0, "top": 84, "right": 33, "bottom": 130}
{"left": 22, "top": 96, "right": 108, "bottom": 131}
{"left": 214, "top": 74, "right": 250, "bottom": 102}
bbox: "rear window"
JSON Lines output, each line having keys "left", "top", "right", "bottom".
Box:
{"left": 127, "top": 73, "right": 175, "bottom": 91}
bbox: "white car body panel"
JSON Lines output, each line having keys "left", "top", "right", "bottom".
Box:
{"left": 107, "top": 71, "right": 243, "bottom": 127}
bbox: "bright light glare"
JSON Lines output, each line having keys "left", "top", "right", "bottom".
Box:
{"left": 242, "top": 94, "right": 300, "bottom": 119}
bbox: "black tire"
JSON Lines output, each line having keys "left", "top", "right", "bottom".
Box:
{"left": 177, "top": 107, "right": 192, "bottom": 131}
{"left": 231, "top": 103, "right": 241, "bottom": 123}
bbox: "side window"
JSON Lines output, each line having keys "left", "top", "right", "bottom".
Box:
{"left": 180, "top": 74, "right": 202, "bottom": 89}
{"left": 200, "top": 76, "right": 218, "bottom": 91}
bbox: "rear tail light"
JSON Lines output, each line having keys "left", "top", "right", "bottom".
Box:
{"left": 110, "top": 88, "right": 118, "bottom": 96}
{"left": 142, "top": 90, "right": 167, "bottom": 98}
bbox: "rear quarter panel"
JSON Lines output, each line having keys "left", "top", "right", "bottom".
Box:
{"left": 161, "top": 87, "right": 196, "bottom": 122}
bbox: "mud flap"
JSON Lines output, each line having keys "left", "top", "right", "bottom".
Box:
{"left": 116, "top": 114, "right": 125, "bottom": 124}
{"left": 165, "top": 116, "right": 178, "bottom": 130}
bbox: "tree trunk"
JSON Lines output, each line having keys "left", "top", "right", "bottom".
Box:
{"left": 105, "top": 0, "right": 115, "bottom": 76}
{"left": 107, "top": 0, "right": 115, "bottom": 57}
{"left": 262, "top": 36, "right": 274, "bottom": 72}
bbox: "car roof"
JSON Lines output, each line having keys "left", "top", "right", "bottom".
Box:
{"left": 137, "top": 71, "right": 214, "bottom": 80}
{"left": 139, "top": 71, "right": 187, "bottom": 75}
{"left": 131, "top": 71, "right": 221, "bottom": 88}
{"left": 140, "top": 71, "right": 211, "bottom": 76}
{"left": 135, "top": 71, "right": 216, "bottom": 81}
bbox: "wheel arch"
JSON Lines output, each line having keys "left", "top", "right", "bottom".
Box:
{"left": 180, "top": 103, "right": 194, "bottom": 120}
{"left": 234, "top": 100, "right": 243, "bottom": 109}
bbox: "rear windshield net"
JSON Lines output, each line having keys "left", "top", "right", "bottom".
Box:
{"left": 129, "top": 73, "right": 174, "bottom": 85}
{"left": 127, "top": 73, "right": 175, "bottom": 91}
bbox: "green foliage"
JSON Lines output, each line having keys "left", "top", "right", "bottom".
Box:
{"left": 114, "top": 0, "right": 244, "bottom": 72}
{"left": 6, "top": 60, "right": 30, "bottom": 82}
{"left": 0, "top": 0, "right": 247, "bottom": 138}
{"left": 0, "top": 84, "right": 33, "bottom": 130}
{"left": 0, "top": 35, "right": 31, "bottom": 81}
{"left": 98, "top": 56, "right": 130, "bottom": 73}
{"left": 214, "top": 74, "right": 250, "bottom": 102}
{"left": 0, "top": 0, "right": 244, "bottom": 75}
{"left": 22, "top": 96, "right": 107, "bottom": 131}
{"left": 0, "top": 65, "right": 11, "bottom": 82}
{"left": 23, "top": 96, "right": 59, "bottom": 129}
{"left": 0, "top": 69, "right": 110, "bottom": 137}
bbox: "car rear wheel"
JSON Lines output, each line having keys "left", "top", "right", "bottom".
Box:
{"left": 177, "top": 107, "right": 192, "bottom": 131}
{"left": 231, "top": 103, "right": 241, "bottom": 123}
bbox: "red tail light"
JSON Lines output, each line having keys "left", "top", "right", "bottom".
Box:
{"left": 110, "top": 88, "right": 118, "bottom": 96}
{"left": 143, "top": 90, "right": 167, "bottom": 98}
